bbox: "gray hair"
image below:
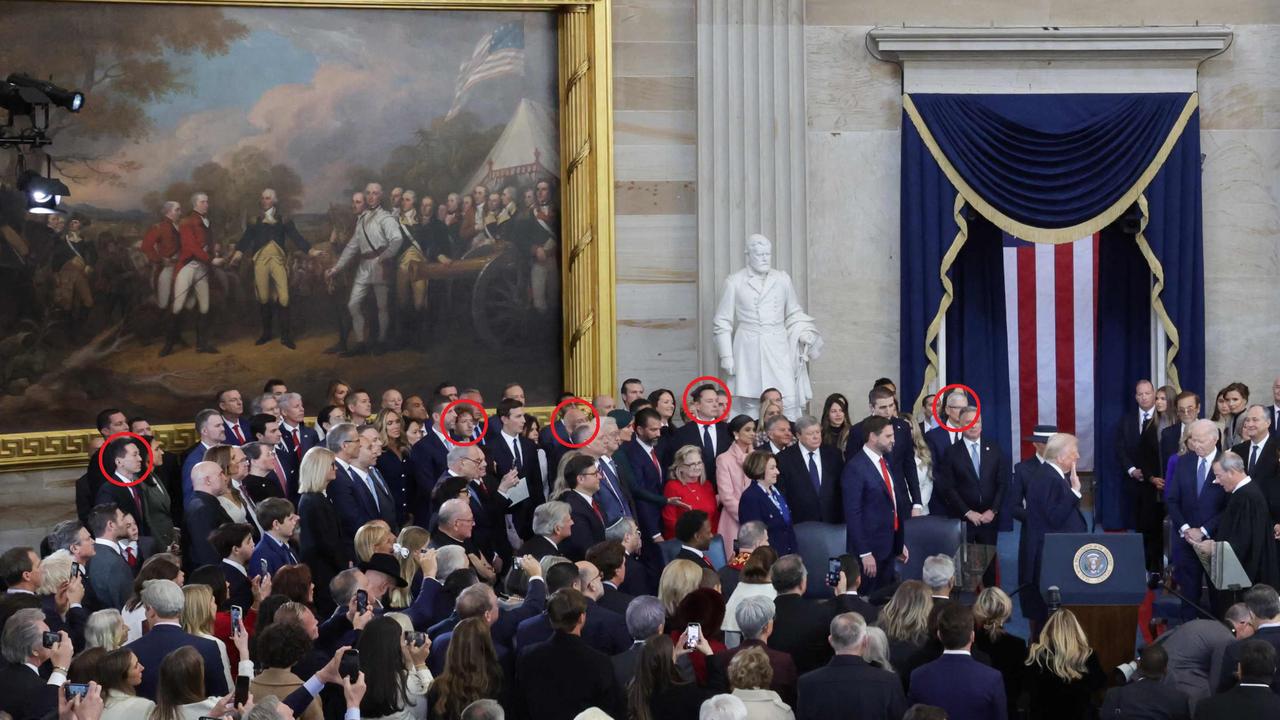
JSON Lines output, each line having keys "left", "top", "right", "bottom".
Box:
{"left": 190, "top": 192, "right": 208, "bottom": 206}
{"left": 1225, "top": 602, "right": 1254, "bottom": 625}
{"left": 532, "top": 501, "right": 572, "bottom": 537}
{"left": 763, "top": 414, "right": 791, "bottom": 434}
{"left": 540, "top": 555, "right": 570, "bottom": 577}
{"left": 770, "top": 554, "right": 807, "bottom": 593}
{"left": 700, "top": 693, "right": 748, "bottom": 720}
{"left": 461, "top": 699, "right": 505, "bottom": 720}
{"left": 793, "top": 415, "right": 820, "bottom": 435}
{"left": 737, "top": 521, "right": 768, "bottom": 551}
{"left": 1043, "top": 433, "right": 1078, "bottom": 463}
{"left": 326, "top": 423, "right": 357, "bottom": 452}
{"left": 261, "top": 188, "right": 277, "bottom": 202}
{"left": 1, "top": 608, "right": 45, "bottom": 663}
{"left": 438, "top": 498, "right": 469, "bottom": 526}
{"left": 922, "top": 555, "right": 956, "bottom": 592}
{"left": 47, "top": 520, "right": 84, "bottom": 554}
{"left": 85, "top": 609, "right": 124, "bottom": 651}
{"left": 829, "top": 611, "right": 867, "bottom": 652}
{"left": 279, "top": 392, "right": 303, "bottom": 412}
{"left": 862, "top": 626, "right": 893, "bottom": 672}
{"left": 401, "top": 189, "right": 416, "bottom": 203}
{"left": 141, "top": 579, "right": 184, "bottom": 618}
{"left": 330, "top": 569, "right": 364, "bottom": 607}
{"left": 251, "top": 393, "right": 276, "bottom": 415}
{"left": 735, "top": 595, "right": 776, "bottom": 640}
{"left": 436, "top": 546, "right": 467, "bottom": 580}
{"left": 745, "top": 234, "right": 771, "bottom": 255}
{"left": 625, "top": 595, "right": 666, "bottom": 641}
{"left": 446, "top": 444, "right": 474, "bottom": 466}
{"left": 1218, "top": 451, "right": 1245, "bottom": 475}
{"left": 606, "top": 517, "right": 637, "bottom": 544}
{"left": 160, "top": 200, "right": 181, "bottom": 217}
{"left": 1243, "top": 584, "right": 1280, "bottom": 621}
{"left": 243, "top": 695, "right": 283, "bottom": 720}
{"left": 570, "top": 424, "right": 595, "bottom": 445}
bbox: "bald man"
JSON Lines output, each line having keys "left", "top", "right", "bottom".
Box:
{"left": 1166, "top": 420, "right": 1228, "bottom": 619}
{"left": 184, "top": 460, "right": 235, "bottom": 568}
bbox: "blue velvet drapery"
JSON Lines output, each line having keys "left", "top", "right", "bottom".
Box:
{"left": 900, "top": 93, "right": 1205, "bottom": 530}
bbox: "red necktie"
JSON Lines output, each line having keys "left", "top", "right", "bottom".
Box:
{"left": 124, "top": 546, "right": 137, "bottom": 568}
{"left": 231, "top": 423, "right": 245, "bottom": 444}
{"left": 649, "top": 448, "right": 661, "bottom": 476}
{"left": 274, "top": 454, "right": 289, "bottom": 494}
{"left": 879, "top": 457, "right": 899, "bottom": 530}
{"left": 292, "top": 429, "right": 302, "bottom": 461}
{"left": 129, "top": 486, "right": 144, "bottom": 519}
{"left": 592, "top": 498, "right": 604, "bottom": 523}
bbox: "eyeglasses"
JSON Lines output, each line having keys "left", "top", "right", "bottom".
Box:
{"left": 461, "top": 457, "right": 485, "bottom": 466}
{"left": 579, "top": 469, "right": 601, "bottom": 477}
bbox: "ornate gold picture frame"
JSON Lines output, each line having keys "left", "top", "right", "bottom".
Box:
{"left": 0, "top": 0, "right": 615, "bottom": 472}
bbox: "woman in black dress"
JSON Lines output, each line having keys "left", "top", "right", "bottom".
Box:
{"left": 296, "top": 446, "right": 351, "bottom": 617}
{"left": 1022, "top": 609, "right": 1107, "bottom": 720}
{"left": 629, "top": 633, "right": 715, "bottom": 720}
{"left": 973, "top": 587, "right": 1029, "bottom": 718}
{"left": 373, "top": 409, "right": 410, "bottom": 525}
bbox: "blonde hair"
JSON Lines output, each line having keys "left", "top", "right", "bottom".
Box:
{"left": 668, "top": 444, "right": 706, "bottom": 483}
{"left": 180, "top": 584, "right": 216, "bottom": 636}
{"left": 299, "top": 447, "right": 336, "bottom": 494}
{"left": 549, "top": 450, "right": 582, "bottom": 499}
{"left": 728, "top": 646, "right": 773, "bottom": 690}
{"left": 974, "top": 587, "right": 1013, "bottom": 640}
{"left": 877, "top": 580, "right": 933, "bottom": 646}
{"left": 1026, "top": 609, "right": 1093, "bottom": 681}
{"left": 390, "top": 526, "right": 431, "bottom": 608}
{"left": 373, "top": 409, "right": 409, "bottom": 458}
{"left": 658, "top": 559, "right": 703, "bottom": 616}
{"left": 355, "top": 521, "right": 393, "bottom": 563}
{"left": 909, "top": 416, "right": 933, "bottom": 473}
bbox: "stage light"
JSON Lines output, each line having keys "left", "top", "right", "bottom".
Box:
{"left": 6, "top": 73, "right": 83, "bottom": 112}
{"left": 17, "top": 169, "right": 69, "bottom": 214}
{"left": 0, "top": 80, "right": 47, "bottom": 117}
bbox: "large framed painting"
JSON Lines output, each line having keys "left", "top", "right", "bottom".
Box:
{"left": 0, "top": 0, "right": 615, "bottom": 470}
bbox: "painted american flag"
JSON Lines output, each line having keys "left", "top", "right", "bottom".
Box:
{"left": 1002, "top": 233, "right": 1099, "bottom": 470}
{"left": 446, "top": 21, "right": 526, "bottom": 121}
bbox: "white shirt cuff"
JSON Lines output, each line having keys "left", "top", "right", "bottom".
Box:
{"left": 238, "top": 660, "right": 255, "bottom": 676}
{"left": 1071, "top": 488, "right": 1082, "bottom": 499}
{"left": 911, "top": 503, "right": 923, "bottom": 510}
{"left": 70, "top": 603, "right": 82, "bottom": 610}
{"left": 1200, "top": 528, "right": 1210, "bottom": 539}
{"left": 859, "top": 552, "right": 872, "bottom": 559}
{"left": 528, "top": 576, "right": 544, "bottom": 584}
{"left": 47, "top": 671, "right": 67, "bottom": 687}
{"left": 345, "top": 709, "right": 361, "bottom": 720}
{"left": 1179, "top": 524, "right": 1190, "bottom": 535}
{"left": 1127, "top": 466, "right": 1137, "bottom": 477}
{"left": 304, "top": 675, "right": 325, "bottom": 696}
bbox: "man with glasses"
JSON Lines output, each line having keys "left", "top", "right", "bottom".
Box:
{"left": 1162, "top": 392, "right": 1203, "bottom": 477}
{"left": 557, "top": 454, "right": 607, "bottom": 562}
{"left": 450, "top": 444, "right": 519, "bottom": 569}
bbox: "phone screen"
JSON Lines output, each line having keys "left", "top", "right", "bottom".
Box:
{"left": 230, "top": 605, "right": 243, "bottom": 634}
{"left": 685, "top": 622, "right": 701, "bottom": 649}
{"left": 827, "top": 558, "right": 842, "bottom": 587}
{"left": 42, "top": 631, "right": 60, "bottom": 648}
{"left": 234, "top": 675, "right": 250, "bottom": 706}
{"left": 356, "top": 589, "right": 369, "bottom": 614}
{"left": 260, "top": 558, "right": 270, "bottom": 577}
{"left": 70, "top": 562, "right": 81, "bottom": 579}
{"left": 339, "top": 649, "right": 361, "bottom": 682}
{"left": 64, "top": 683, "right": 89, "bottom": 700}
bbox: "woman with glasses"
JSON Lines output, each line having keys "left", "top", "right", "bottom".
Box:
{"left": 662, "top": 445, "right": 720, "bottom": 539}
{"left": 297, "top": 446, "right": 351, "bottom": 617}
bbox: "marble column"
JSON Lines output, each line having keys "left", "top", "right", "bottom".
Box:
{"left": 696, "top": 0, "right": 807, "bottom": 375}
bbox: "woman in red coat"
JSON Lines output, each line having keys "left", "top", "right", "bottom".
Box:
{"left": 663, "top": 444, "right": 720, "bottom": 539}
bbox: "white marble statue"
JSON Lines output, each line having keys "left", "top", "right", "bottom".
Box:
{"left": 713, "top": 234, "right": 823, "bottom": 420}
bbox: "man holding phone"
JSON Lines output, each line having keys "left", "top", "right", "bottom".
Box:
{"left": 0, "top": 609, "right": 74, "bottom": 720}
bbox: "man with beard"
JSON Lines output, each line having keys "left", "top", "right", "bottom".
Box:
{"left": 230, "top": 188, "right": 313, "bottom": 350}
{"left": 164, "top": 192, "right": 225, "bottom": 356}
{"left": 326, "top": 182, "right": 402, "bottom": 356}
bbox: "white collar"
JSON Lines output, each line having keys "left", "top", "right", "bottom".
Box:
{"left": 23, "top": 662, "right": 40, "bottom": 674}
{"left": 681, "top": 545, "right": 704, "bottom": 558}
{"left": 862, "top": 445, "right": 883, "bottom": 464}
{"left": 769, "top": 442, "right": 785, "bottom": 455}
{"left": 433, "top": 428, "right": 451, "bottom": 444}
{"left": 942, "top": 649, "right": 971, "bottom": 656}
{"left": 1252, "top": 434, "right": 1270, "bottom": 448}
{"left": 500, "top": 429, "right": 521, "bottom": 444}
{"left": 574, "top": 488, "right": 595, "bottom": 504}
{"left": 1257, "top": 621, "right": 1280, "bottom": 629}
{"left": 115, "top": 471, "right": 137, "bottom": 485}
{"left": 802, "top": 445, "right": 821, "bottom": 457}
{"left": 6, "top": 588, "right": 35, "bottom": 595}
{"left": 1046, "top": 461, "right": 1067, "bottom": 477}
{"left": 94, "top": 538, "right": 122, "bottom": 555}
{"left": 542, "top": 536, "right": 559, "bottom": 549}
{"left": 1233, "top": 476, "right": 1253, "bottom": 493}
{"left": 636, "top": 437, "right": 658, "bottom": 454}
{"left": 281, "top": 420, "right": 298, "bottom": 433}
{"left": 1239, "top": 683, "right": 1272, "bottom": 688}
{"left": 223, "top": 558, "right": 247, "bottom": 576}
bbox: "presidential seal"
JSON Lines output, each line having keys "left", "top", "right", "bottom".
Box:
{"left": 1072, "top": 543, "right": 1114, "bottom": 584}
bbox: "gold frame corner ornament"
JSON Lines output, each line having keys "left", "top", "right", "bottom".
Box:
{"left": 0, "top": 0, "right": 616, "bottom": 473}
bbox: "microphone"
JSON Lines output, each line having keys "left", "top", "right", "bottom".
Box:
{"left": 1047, "top": 585, "right": 1062, "bottom": 613}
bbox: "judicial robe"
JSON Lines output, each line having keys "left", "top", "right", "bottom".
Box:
{"left": 1216, "top": 479, "right": 1279, "bottom": 588}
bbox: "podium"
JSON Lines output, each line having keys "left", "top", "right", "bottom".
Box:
{"left": 1041, "top": 533, "right": 1147, "bottom": 673}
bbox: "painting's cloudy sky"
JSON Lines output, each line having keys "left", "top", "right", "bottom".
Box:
{"left": 71, "top": 6, "right": 557, "bottom": 211}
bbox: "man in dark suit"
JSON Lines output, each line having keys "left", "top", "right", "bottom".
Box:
{"left": 210, "top": 523, "right": 256, "bottom": 610}
{"left": 673, "top": 510, "right": 716, "bottom": 568}
{"left": 217, "top": 388, "right": 251, "bottom": 445}
{"left": 517, "top": 588, "right": 624, "bottom": 720}
{"left": 1009, "top": 425, "right": 1052, "bottom": 623}
{"left": 622, "top": 408, "right": 677, "bottom": 544}
{"left": 1167, "top": 420, "right": 1228, "bottom": 619}
{"left": 278, "top": 392, "right": 319, "bottom": 482}
{"left": 612, "top": 595, "right": 667, "bottom": 689}
{"left": 842, "top": 415, "right": 911, "bottom": 592}
{"left": 768, "top": 554, "right": 837, "bottom": 673}
{"left": 453, "top": 443, "right": 519, "bottom": 567}
{"left": 251, "top": 497, "right": 301, "bottom": 578}
{"left": 125, "top": 578, "right": 229, "bottom": 699}
{"left": 1214, "top": 581, "right": 1280, "bottom": 695}
{"left": 664, "top": 383, "right": 731, "bottom": 486}
{"left": 587, "top": 540, "right": 634, "bottom": 617}
{"left": 485, "top": 398, "right": 546, "bottom": 539}
{"left": 1117, "top": 379, "right": 1164, "bottom": 572}
{"left": 0, "top": 609, "right": 74, "bottom": 720}
{"left": 909, "top": 604, "right": 1007, "bottom": 720}
{"left": 184, "top": 460, "right": 235, "bottom": 569}
{"left": 776, "top": 415, "right": 844, "bottom": 523}
{"left": 77, "top": 408, "right": 131, "bottom": 526}
{"left": 557, "top": 454, "right": 607, "bottom": 562}
{"left": 1199, "top": 640, "right": 1280, "bottom": 718}
{"left": 924, "top": 388, "right": 970, "bottom": 489}
{"left": 328, "top": 423, "right": 397, "bottom": 542}
{"left": 1195, "top": 455, "right": 1280, "bottom": 612}
{"left": 182, "top": 408, "right": 227, "bottom": 504}
{"left": 541, "top": 398, "right": 590, "bottom": 482}
{"left": 407, "top": 395, "right": 453, "bottom": 523}
{"left": 517, "top": 500, "right": 573, "bottom": 560}
{"left": 708, "top": 595, "right": 799, "bottom": 704}
{"left": 830, "top": 554, "right": 880, "bottom": 623}
{"left": 1160, "top": 392, "right": 1202, "bottom": 478}
{"left": 250, "top": 412, "right": 298, "bottom": 501}
{"left": 575, "top": 419, "right": 637, "bottom": 529}
{"left": 1100, "top": 643, "right": 1191, "bottom": 720}
{"left": 84, "top": 503, "right": 134, "bottom": 611}
{"left": 94, "top": 436, "right": 152, "bottom": 538}
{"left": 1024, "top": 433, "right": 1088, "bottom": 628}
{"left": 514, "top": 562, "right": 631, "bottom": 656}
{"left": 845, "top": 386, "right": 924, "bottom": 517}
{"left": 1232, "top": 405, "right": 1280, "bottom": 532}
{"left": 795, "top": 611, "right": 908, "bottom": 720}
{"left": 933, "top": 406, "right": 1009, "bottom": 587}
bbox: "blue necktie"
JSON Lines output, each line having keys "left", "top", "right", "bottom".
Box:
{"left": 806, "top": 451, "right": 821, "bottom": 492}
{"left": 702, "top": 425, "right": 714, "bottom": 457}
{"left": 769, "top": 487, "right": 792, "bottom": 525}
{"left": 1196, "top": 458, "right": 1208, "bottom": 495}
{"left": 969, "top": 442, "right": 981, "bottom": 475}
{"left": 601, "top": 460, "right": 631, "bottom": 517}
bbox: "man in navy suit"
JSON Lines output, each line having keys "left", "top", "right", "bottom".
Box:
{"left": 217, "top": 388, "right": 251, "bottom": 445}
{"left": 182, "top": 409, "right": 226, "bottom": 504}
{"left": 407, "top": 394, "right": 453, "bottom": 524}
{"left": 795, "top": 612, "right": 907, "bottom": 720}
{"left": 251, "top": 497, "right": 300, "bottom": 578}
{"left": 453, "top": 443, "right": 519, "bottom": 566}
{"left": 278, "top": 392, "right": 319, "bottom": 472}
{"left": 485, "top": 398, "right": 546, "bottom": 538}
{"left": 845, "top": 386, "right": 924, "bottom": 517}
{"left": 1116, "top": 379, "right": 1164, "bottom": 572}
{"left": 574, "top": 418, "right": 636, "bottom": 528}
{"left": 250, "top": 412, "right": 298, "bottom": 500}
{"left": 1024, "top": 433, "right": 1088, "bottom": 628}
{"left": 557, "top": 454, "right": 608, "bottom": 562}
{"left": 328, "top": 423, "right": 398, "bottom": 543}
{"left": 125, "top": 578, "right": 228, "bottom": 699}
{"left": 210, "top": 523, "right": 256, "bottom": 610}
{"left": 1268, "top": 377, "right": 1280, "bottom": 435}
{"left": 909, "top": 603, "right": 1007, "bottom": 720}
{"left": 934, "top": 407, "right": 1009, "bottom": 587}
{"left": 1009, "top": 425, "right": 1053, "bottom": 621}
{"left": 776, "top": 415, "right": 844, "bottom": 523}
{"left": 622, "top": 408, "right": 684, "bottom": 544}
{"left": 842, "top": 415, "right": 910, "bottom": 592}
{"left": 665, "top": 383, "right": 731, "bottom": 485}
{"left": 515, "top": 561, "right": 631, "bottom": 656}
{"left": 1232, "top": 405, "right": 1280, "bottom": 529}
{"left": 1166, "top": 420, "right": 1228, "bottom": 619}
{"left": 924, "top": 388, "right": 970, "bottom": 483}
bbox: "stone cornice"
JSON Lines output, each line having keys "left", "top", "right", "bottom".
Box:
{"left": 867, "top": 25, "right": 1233, "bottom": 64}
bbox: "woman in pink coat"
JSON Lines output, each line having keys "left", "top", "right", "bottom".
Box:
{"left": 716, "top": 414, "right": 759, "bottom": 550}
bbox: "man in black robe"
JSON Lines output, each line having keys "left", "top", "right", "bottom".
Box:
{"left": 1194, "top": 451, "right": 1280, "bottom": 613}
